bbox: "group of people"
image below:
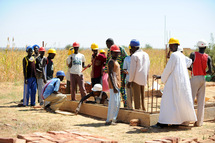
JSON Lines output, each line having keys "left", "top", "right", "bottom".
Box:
{"left": 20, "top": 37, "right": 212, "bottom": 127}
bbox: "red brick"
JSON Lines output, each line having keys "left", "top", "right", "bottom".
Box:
{"left": 0, "top": 138, "right": 15, "bottom": 143}
{"left": 47, "top": 130, "right": 68, "bottom": 135}
{"left": 15, "top": 139, "right": 26, "bottom": 143}
{"left": 145, "top": 141, "right": 163, "bottom": 143}
{"left": 199, "top": 139, "right": 214, "bottom": 143}
{"left": 153, "top": 139, "right": 171, "bottom": 143}
{"left": 162, "top": 137, "right": 180, "bottom": 143}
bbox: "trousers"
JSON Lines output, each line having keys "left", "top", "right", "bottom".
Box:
{"left": 44, "top": 93, "right": 67, "bottom": 111}
{"left": 23, "top": 77, "right": 37, "bottom": 106}
{"left": 106, "top": 89, "right": 121, "bottom": 122}
{"left": 131, "top": 82, "right": 145, "bottom": 110}
{"left": 190, "top": 76, "right": 206, "bottom": 126}
{"left": 70, "top": 74, "right": 87, "bottom": 100}
{"left": 37, "top": 78, "right": 45, "bottom": 105}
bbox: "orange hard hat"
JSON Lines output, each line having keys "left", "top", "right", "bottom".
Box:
{"left": 39, "top": 47, "right": 45, "bottom": 52}
{"left": 110, "top": 45, "right": 120, "bottom": 52}
{"left": 73, "top": 42, "right": 80, "bottom": 47}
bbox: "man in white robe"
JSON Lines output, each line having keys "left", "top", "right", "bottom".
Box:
{"left": 153, "top": 38, "right": 197, "bottom": 128}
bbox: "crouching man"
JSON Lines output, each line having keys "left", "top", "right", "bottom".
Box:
{"left": 75, "top": 84, "right": 108, "bottom": 114}
{"left": 42, "top": 71, "right": 67, "bottom": 113}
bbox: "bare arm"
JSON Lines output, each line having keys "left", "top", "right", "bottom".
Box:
{"left": 23, "top": 58, "right": 27, "bottom": 84}
{"left": 206, "top": 56, "right": 212, "bottom": 74}
{"left": 188, "top": 52, "right": 195, "bottom": 71}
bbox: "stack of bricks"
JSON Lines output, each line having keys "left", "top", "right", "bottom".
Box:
{"left": 0, "top": 130, "right": 117, "bottom": 143}
{"left": 145, "top": 135, "right": 215, "bottom": 143}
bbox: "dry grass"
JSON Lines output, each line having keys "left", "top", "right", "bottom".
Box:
{"left": 0, "top": 48, "right": 194, "bottom": 82}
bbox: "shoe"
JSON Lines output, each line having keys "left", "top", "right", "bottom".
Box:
{"left": 17, "top": 104, "right": 26, "bottom": 107}
{"left": 45, "top": 107, "right": 56, "bottom": 113}
{"left": 44, "top": 104, "right": 50, "bottom": 110}
{"left": 105, "top": 121, "right": 112, "bottom": 125}
{"left": 194, "top": 122, "right": 201, "bottom": 127}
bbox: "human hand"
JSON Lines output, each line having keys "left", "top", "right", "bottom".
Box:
{"left": 127, "top": 82, "right": 132, "bottom": 88}
{"left": 25, "top": 79, "right": 28, "bottom": 84}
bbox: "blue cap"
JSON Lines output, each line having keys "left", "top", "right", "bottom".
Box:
{"left": 26, "top": 46, "right": 33, "bottom": 52}
{"left": 32, "top": 44, "right": 40, "bottom": 49}
{"left": 56, "top": 71, "right": 65, "bottom": 76}
{"left": 130, "top": 39, "right": 140, "bottom": 47}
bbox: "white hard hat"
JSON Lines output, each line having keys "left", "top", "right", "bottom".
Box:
{"left": 92, "top": 84, "right": 102, "bottom": 92}
{"left": 197, "top": 39, "right": 208, "bottom": 48}
{"left": 178, "top": 46, "right": 183, "bottom": 52}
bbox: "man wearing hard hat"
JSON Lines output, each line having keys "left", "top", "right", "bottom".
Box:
{"left": 21, "top": 46, "right": 37, "bottom": 107}
{"left": 127, "top": 40, "right": 150, "bottom": 111}
{"left": 89, "top": 43, "right": 107, "bottom": 87}
{"left": 42, "top": 71, "right": 67, "bottom": 113}
{"left": 105, "top": 45, "right": 121, "bottom": 125}
{"left": 153, "top": 38, "right": 197, "bottom": 128}
{"left": 35, "top": 47, "right": 47, "bottom": 106}
{"left": 189, "top": 40, "right": 212, "bottom": 127}
{"left": 46, "top": 49, "right": 56, "bottom": 80}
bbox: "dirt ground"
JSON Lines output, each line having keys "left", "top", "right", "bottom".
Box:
{"left": 0, "top": 81, "right": 215, "bottom": 143}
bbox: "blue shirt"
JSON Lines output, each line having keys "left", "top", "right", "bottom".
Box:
{"left": 42, "top": 78, "right": 60, "bottom": 99}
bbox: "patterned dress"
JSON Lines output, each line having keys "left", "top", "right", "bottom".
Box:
{"left": 105, "top": 46, "right": 128, "bottom": 107}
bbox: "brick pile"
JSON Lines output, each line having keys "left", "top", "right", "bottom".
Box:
{"left": 0, "top": 130, "right": 117, "bottom": 143}
{"left": 145, "top": 135, "right": 215, "bottom": 143}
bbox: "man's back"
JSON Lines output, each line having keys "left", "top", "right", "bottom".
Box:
{"left": 129, "top": 49, "right": 150, "bottom": 86}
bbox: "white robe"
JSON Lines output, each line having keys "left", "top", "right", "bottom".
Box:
{"left": 159, "top": 51, "right": 197, "bottom": 124}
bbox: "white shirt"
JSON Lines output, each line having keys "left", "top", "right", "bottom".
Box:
{"left": 129, "top": 49, "right": 150, "bottom": 86}
{"left": 66, "top": 53, "right": 86, "bottom": 75}
{"left": 123, "top": 56, "right": 131, "bottom": 82}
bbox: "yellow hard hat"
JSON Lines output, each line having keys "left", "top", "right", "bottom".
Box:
{"left": 128, "top": 45, "right": 131, "bottom": 49}
{"left": 99, "top": 49, "right": 105, "bottom": 54}
{"left": 168, "top": 38, "right": 180, "bottom": 45}
{"left": 68, "top": 47, "right": 74, "bottom": 55}
{"left": 48, "top": 49, "right": 57, "bottom": 54}
{"left": 91, "top": 43, "right": 99, "bottom": 50}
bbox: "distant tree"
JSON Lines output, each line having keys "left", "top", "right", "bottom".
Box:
{"left": 144, "top": 44, "right": 153, "bottom": 49}
{"left": 65, "top": 44, "right": 72, "bottom": 50}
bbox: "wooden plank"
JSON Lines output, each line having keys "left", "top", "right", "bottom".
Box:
{"left": 59, "top": 98, "right": 215, "bottom": 126}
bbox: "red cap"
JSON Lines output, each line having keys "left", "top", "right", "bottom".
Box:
{"left": 110, "top": 45, "right": 120, "bottom": 52}
{"left": 73, "top": 42, "right": 80, "bottom": 47}
{"left": 39, "top": 47, "right": 45, "bottom": 52}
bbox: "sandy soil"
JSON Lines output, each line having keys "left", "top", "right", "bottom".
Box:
{"left": 0, "top": 81, "right": 215, "bottom": 143}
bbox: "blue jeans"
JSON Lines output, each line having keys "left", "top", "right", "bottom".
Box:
{"left": 106, "top": 89, "right": 120, "bottom": 122}
{"left": 23, "top": 77, "right": 37, "bottom": 106}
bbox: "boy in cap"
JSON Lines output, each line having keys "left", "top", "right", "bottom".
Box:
{"left": 68, "top": 42, "right": 89, "bottom": 100}
{"left": 75, "top": 84, "right": 108, "bottom": 114}
{"left": 35, "top": 47, "right": 47, "bottom": 106}
{"left": 189, "top": 40, "right": 212, "bottom": 127}
{"left": 42, "top": 71, "right": 67, "bottom": 113}
{"left": 105, "top": 45, "right": 121, "bottom": 125}
{"left": 22, "top": 46, "right": 37, "bottom": 107}
{"left": 90, "top": 43, "right": 107, "bottom": 87}
{"left": 46, "top": 49, "right": 56, "bottom": 80}
{"left": 32, "top": 45, "right": 40, "bottom": 58}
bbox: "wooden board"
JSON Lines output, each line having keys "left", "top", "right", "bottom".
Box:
{"left": 55, "top": 110, "right": 74, "bottom": 116}
{"left": 60, "top": 98, "right": 215, "bottom": 126}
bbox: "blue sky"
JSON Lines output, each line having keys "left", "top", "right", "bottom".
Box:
{"left": 0, "top": 0, "right": 215, "bottom": 49}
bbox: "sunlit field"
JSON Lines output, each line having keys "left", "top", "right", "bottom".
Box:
{"left": 0, "top": 48, "right": 193, "bottom": 82}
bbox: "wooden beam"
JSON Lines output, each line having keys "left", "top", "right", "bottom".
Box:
{"left": 60, "top": 97, "right": 215, "bottom": 126}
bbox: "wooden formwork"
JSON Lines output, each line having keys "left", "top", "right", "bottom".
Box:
{"left": 60, "top": 95, "right": 215, "bottom": 127}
